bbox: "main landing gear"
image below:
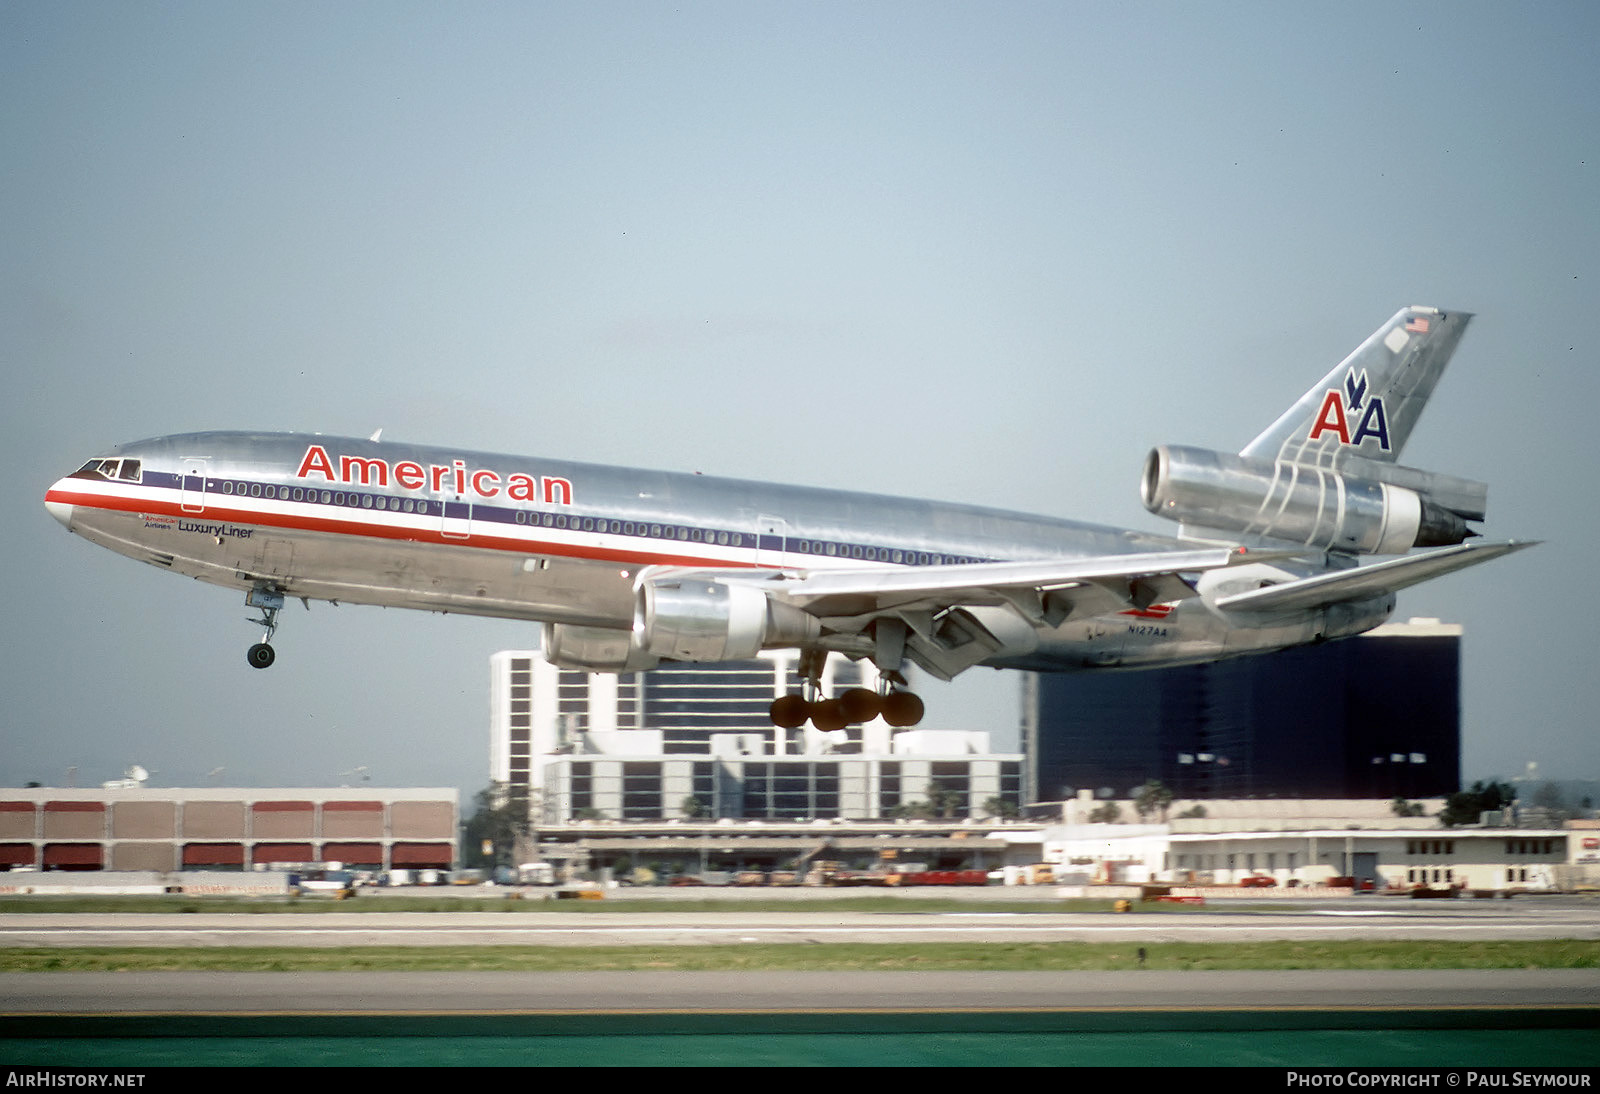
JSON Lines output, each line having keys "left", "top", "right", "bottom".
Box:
{"left": 245, "top": 587, "right": 284, "bottom": 670}
{"left": 767, "top": 651, "right": 925, "bottom": 731}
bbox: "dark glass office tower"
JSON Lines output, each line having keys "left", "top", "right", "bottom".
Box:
{"left": 1030, "top": 622, "right": 1461, "bottom": 801}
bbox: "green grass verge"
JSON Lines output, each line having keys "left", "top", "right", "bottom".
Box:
{"left": 3, "top": 940, "right": 1596, "bottom": 973}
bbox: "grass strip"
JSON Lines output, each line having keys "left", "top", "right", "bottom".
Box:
{"left": 3, "top": 939, "right": 1596, "bottom": 973}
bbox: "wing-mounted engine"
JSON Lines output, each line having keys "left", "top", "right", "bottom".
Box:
{"left": 1141, "top": 445, "right": 1484, "bottom": 555}
{"left": 638, "top": 576, "right": 819, "bottom": 661}
{"left": 543, "top": 574, "right": 822, "bottom": 672}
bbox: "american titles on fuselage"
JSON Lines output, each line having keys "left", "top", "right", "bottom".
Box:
{"left": 294, "top": 444, "right": 574, "bottom": 505}
{"left": 67, "top": 440, "right": 992, "bottom": 568}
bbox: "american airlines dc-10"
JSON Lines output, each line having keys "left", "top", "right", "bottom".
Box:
{"left": 45, "top": 307, "right": 1532, "bottom": 730}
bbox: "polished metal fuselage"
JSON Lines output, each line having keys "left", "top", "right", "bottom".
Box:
{"left": 45, "top": 431, "right": 1391, "bottom": 672}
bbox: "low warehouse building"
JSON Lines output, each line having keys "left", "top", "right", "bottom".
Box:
{"left": 0, "top": 787, "right": 457, "bottom": 874}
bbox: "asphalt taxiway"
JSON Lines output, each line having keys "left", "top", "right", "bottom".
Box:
{"left": 4, "top": 968, "right": 1598, "bottom": 1015}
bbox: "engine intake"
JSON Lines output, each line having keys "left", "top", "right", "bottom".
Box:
{"left": 1142, "top": 445, "right": 1475, "bottom": 554}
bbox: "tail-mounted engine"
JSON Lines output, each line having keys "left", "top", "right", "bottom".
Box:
{"left": 1141, "top": 445, "right": 1483, "bottom": 555}
{"left": 543, "top": 576, "right": 820, "bottom": 672}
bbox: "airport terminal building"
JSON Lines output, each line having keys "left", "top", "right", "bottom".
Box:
{"left": 489, "top": 650, "right": 1024, "bottom": 825}
{"left": 1036, "top": 798, "right": 1583, "bottom": 893}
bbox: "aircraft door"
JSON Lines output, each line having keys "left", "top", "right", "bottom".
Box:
{"left": 756, "top": 514, "right": 788, "bottom": 568}
{"left": 439, "top": 488, "right": 471, "bottom": 540}
{"left": 180, "top": 458, "right": 208, "bottom": 513}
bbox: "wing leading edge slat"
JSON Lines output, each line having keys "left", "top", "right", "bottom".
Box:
{"left": 748, "top": 546, "right": 1280, "bottom": 606}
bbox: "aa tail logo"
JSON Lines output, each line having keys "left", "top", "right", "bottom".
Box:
{"left": 1307, "top": 368, "right": 1391, "bottom": 450}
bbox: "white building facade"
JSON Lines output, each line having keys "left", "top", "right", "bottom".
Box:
{"left": 489, "top": 650, "right": 1022, "bottom": 823}
{"left": 1032, "top": 798, "right": 1580, "bottom": 892}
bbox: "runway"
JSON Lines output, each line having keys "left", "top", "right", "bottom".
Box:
{"left": 4, "top": 896, "right": 1596, "bottom": 1066}
{"left": 2, "top": 896, "right": 1597, "bottom": 947}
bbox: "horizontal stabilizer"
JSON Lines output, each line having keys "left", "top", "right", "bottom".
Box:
{"left": 1213, "top": 541, "right": 1537, "bottom": 613}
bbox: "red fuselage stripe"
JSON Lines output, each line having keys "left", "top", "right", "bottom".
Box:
{"left": 45, "top": 487, "right": 762, "bottom": 572}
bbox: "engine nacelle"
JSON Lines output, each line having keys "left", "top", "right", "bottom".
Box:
{"left": 1142, "top": 445, "right": 1474, "bottom": 554}
{"left": 638, "top": 577, "right": 820, "bottom": 662}
{"left": 543, "top": 578, "right": 821, "bottom": 672}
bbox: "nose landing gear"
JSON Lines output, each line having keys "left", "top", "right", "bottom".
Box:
{"left": 245, "top": 587, "right": 284, "bottom": 670}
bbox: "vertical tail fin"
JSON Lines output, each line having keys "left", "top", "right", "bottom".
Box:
{"left": 1241, "top": 306, "right": 1472, "bottom": 468}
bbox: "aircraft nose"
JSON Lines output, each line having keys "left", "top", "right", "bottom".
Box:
{"left": 45, "top": 481, "right": 75, "bottom": 530}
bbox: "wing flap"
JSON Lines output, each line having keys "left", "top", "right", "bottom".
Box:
{"left": 1213, "top": 540, "right": 1537, "bottom": 613}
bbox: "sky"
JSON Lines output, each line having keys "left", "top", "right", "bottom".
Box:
{"left": 3, "top": 2, "right": 1595, "bottom": 797}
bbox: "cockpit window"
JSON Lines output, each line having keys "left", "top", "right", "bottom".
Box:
{"left": 70, "top": 458, "right": 142, "bottom": 483}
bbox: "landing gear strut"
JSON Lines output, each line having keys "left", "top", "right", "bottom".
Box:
{"left": 245, "top": 587, "right": 284, "bottom": 670}
{"left": 766, "top": 652, "right": 924, "bottom": 730}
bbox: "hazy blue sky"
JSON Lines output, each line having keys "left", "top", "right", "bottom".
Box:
{"left": 3, "top": 2, "right": 1595, "bottom": 795}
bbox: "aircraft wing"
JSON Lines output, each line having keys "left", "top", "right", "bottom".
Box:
{"left": 1212, "top": 540, "right": 1538, "bottom": 613}
{"left": 704, "top": 545, "right": 1295, "bottom": 679}
{"left": 754, "top": 546, "right": 1272, "bottom": 614}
